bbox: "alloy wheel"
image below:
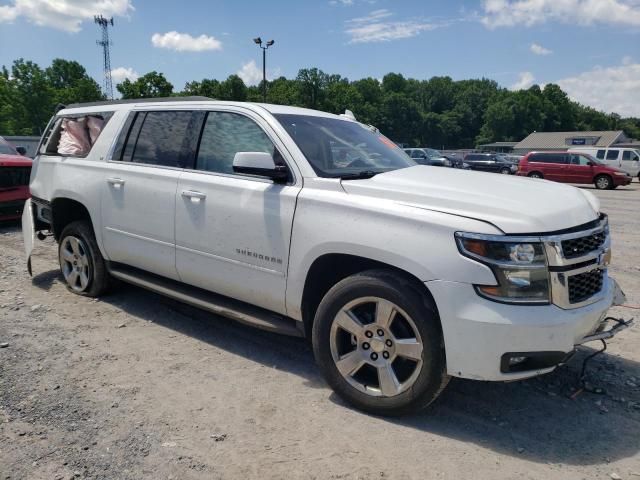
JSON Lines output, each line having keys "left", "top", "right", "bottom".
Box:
{"left": 329, "top": 297, "right": 424, "bottom": 398}
{"left": 60, "top": 236, "right": 91, "bottom": 292}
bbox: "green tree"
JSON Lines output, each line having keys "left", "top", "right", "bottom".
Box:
{"left": 117, "top": 71, "right": 173, "bottom": 99}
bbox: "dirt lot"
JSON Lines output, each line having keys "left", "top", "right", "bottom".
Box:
{"left": 1, "top": 184, "right": 639, "bottom": 480}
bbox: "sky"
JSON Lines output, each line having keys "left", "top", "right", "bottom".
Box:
{"left": 0, "top": 0, "right": 639, "bottom": 116}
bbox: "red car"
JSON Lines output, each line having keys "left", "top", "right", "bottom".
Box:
{"left": 0, "top": 137, "right": 32, "bottom": 221}
{"left": 517, "top": 151, "right": 632, "bottom": 190}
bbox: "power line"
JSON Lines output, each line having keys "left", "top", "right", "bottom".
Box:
{"left": 94, "top": 15, "right": 114, "bottom": 100}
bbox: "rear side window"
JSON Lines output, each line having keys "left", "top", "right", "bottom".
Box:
{"left": 622, "top": 150, "right": 633, "bottom": 161}
{"left": 530, "top": 153, "right": 566, "bottom": 164}
{"left": 465, "top": 154, "right": 481, "bottom": 160}
{"left": 114, "top": 111, "right": 193, "bottom": 168}
{"left": 596, "top": 150, "right": 606, "bottom": 159}
{"left": 196, "top": 111, "right": 278, "bottom": 175}
{"left": 606, "top": 150, "right": 619, "bottom": 160}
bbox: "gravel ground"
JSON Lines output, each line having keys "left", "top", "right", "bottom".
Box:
{"left": 1, "top": 183, "right": 639, "bottom": 480}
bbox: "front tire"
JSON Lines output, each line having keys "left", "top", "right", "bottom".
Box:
{"left": 312, "top": 270, "right": 449, "bottom": 416}
{"left": 58, "top": 220, "right": 111, "bottom": 297}
{"left": 595, "top": 174, "right": 613, "bottom": 190}
{"left": 528, "top": 172, "right": 543, "bottom": 179}
{"left": 500, "top": 167, "right": 511, "bottom": 175}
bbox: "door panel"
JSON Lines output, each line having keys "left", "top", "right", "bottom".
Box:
{"left": 567, "top": 154, "right": 594, "bottom": 184}
{"left": 100, "top": 110, "right": 195, "bottom": 280}
{"left": 621, "top": 150, "right": 640, "bottom": 176}
{"left": 101, "top": 164, "right": 180, "bottom": 280}
{"left": 174, "top": 109, "right": 301, "bottom": 314}
{"left": 175, "top": 172, "right": 299, "bottom": 313}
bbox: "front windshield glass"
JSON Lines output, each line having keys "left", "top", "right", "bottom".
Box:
{"left": 0, "top": 138, "right": 17, "bottom": 156}
{"left": 274, "top": 114, "right": 415, "bottom": 177}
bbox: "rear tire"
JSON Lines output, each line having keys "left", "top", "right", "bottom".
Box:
{"left": 594, "top": 175, "right": 613, "bottom": 190}
{"left": 528, "top": 172, "right": 543, "bottom": 179}
{"left": 312, "top": 269, "right": 449, "bottom": 416}
{"left": 58, "top": 220, "right": 111, "bottom": 297}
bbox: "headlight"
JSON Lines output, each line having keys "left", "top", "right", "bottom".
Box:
{"left": 455, "top": 232, "right": 550, "bottom": 304}
{"left": 443, "top": 158, "right": 451, "bottom": 167}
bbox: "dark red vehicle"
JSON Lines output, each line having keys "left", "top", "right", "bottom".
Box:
{"left": 0, "top": 137, "right": 32, "bottom": 221}
{"left": 517, "top": 151, "right": 632, "bottom": 190}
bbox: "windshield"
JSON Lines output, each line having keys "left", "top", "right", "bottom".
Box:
{"left": 425, "top": 148, "right": 443, "bottom": 158}
{"left": 0, "top": 138, "right": 17, "bottom": 156}
{"left": 275, "top": 114, "right": 415, "bottom": 178}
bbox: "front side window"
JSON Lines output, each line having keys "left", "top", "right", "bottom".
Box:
{"left": 621, "top": 150, "right": 637, "bottom": 161}
{"left": 275, "top": 114, "right": 414, "bottom": 178}
{"left": 196, "top": 112, "right": 278, "bottom": 175}
{"left": 606, "top": 149, "right": 619, "bottom": 160}
{"left": 570, "top": 154, "right": 591, "bottom": 166}
{"left": 129, "top": 111, "right": 192, "bottom": 167}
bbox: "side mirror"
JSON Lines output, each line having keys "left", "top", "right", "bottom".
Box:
{"left": 588, "top": 161, "right": 595, "bottom": 166}
{"left": 15, "top": 146, "right": 27, "bottom": 156}
{"left": 232, "top": 152, "right": 288, "bottom": 182}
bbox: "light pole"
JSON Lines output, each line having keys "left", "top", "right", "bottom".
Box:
{"left": 253, "top": 37, "right": 274, "bottom": 102}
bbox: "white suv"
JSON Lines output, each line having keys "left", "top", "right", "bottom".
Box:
{"left": 23, "top": 98, "right": 631, "bottom": 415}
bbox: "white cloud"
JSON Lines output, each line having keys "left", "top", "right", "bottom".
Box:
{"left": 481, "top": 0, "right": 640, "bottom": 28}
{"left": 330, "top": 0, "right": 354, "bottom": 4}
{"left": 530, "top": 43, "right": 552, "bottom": 55}
{"left": 557, "top": 62, "right": 640, "bottom": 116}
{"left": 151, "top": 31, "right": 222, "bottom": 52}
{"left": 0, "top": 0, "right": 132, "bottom": 32}
{"left": 111, "top": 66, "right": 139, "bottom": 83}
{"left": 236, "top": 60, "right": 281, "bottom": 86}
{"left": 511, "top": 71, "right": 535, "bottom": 90}
{"left": 345, "top": 9, "right": 438, "bottom": 43}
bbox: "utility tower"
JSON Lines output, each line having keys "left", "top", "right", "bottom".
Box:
{"left": 94, "top": 15, "right": 114, "bottom": 99}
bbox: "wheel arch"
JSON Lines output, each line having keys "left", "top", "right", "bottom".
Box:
{"left": 299, "top": 253, "right": 440, "bottom": 339}
{"left": 528, "top": 171, "right": 544, "bottom": 178}
{"left": 51, "top": 196, "right": 97, "bottom": 242}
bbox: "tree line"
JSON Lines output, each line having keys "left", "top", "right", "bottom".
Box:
{"left": 2, "top": 57, "right": 639, "bottom": 148}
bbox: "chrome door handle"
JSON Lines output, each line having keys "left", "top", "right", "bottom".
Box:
{"left": 181, "top": 190, "right": 206, "bottom": 203}
{"left": 107, "top": 177, "right": 125, "bottom": 188}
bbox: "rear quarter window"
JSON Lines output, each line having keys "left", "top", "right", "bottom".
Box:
{"left": 40, "top": 112, "right": 113, "bottom": 158}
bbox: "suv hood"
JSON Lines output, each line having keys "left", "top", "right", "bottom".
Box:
{"left": 0, "top": 154, "right": 32, "bottom": 167}
{"left": 341, "top": 166, "right": 599, "bottom": 234}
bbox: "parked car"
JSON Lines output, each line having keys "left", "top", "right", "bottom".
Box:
{"left": 517, "top": 151, "right": 632, "bottom": 189}
{"left": 403, "top": 148, "right": 451, "bottom": 167}
{"left": 463, "top": 153, "right": 517, "bottom": 174}
{"left": 568, "top": 147, "right": 640, "bottom": 179}
{"left": 0, "top": 136, "right": 32, "bottom": 221}
{"left": 23, "top": 99, "right": 630, "bottom": 415}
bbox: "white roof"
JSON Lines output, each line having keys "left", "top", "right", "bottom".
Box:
{"left": 59, "top": 100, "right": 344, "bottom": 120}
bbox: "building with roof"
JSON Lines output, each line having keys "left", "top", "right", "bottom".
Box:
{"left": 512, "top": 131, "right": 634, "bottom": 154}
{"left": 476, "top": 141, "right": 518, "bottom": 153}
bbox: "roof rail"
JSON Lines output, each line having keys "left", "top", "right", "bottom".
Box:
{"left": 65, "top": 96, "right": 214, "bottom": 109}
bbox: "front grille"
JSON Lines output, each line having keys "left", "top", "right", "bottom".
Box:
{"left": 561, "top": 231, "right": 606, "bottom": 259}
{"left": 0, "top": 200, "right": 25, "bottom": 218}
{"left": 0, "top": 167, "right": 31, "bottom": 188}
{"left": 568, "top": 269, "right": 604, "bottom": 304}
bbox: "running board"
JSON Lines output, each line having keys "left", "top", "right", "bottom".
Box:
{"left": 107, "top": 263, "right": 304, "bottom": 337}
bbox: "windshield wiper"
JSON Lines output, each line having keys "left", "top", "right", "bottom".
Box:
{"left": 338, "top": 170, "right": 380, "bottom": 180}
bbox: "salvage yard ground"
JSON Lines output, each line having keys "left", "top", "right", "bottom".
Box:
{"left": 1, "top": 183, "right": 639, "bottom": 480}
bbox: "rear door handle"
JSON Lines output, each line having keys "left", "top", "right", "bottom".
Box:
{"left": 181, "top": 190, "right": 206, "bottom": 203}
{"left": 107, "top": 177, "right": 125, "bottom": 189}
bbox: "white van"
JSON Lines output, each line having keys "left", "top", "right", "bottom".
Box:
{"left": 569, "top": 147, "right": 640, "bottom": 178}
